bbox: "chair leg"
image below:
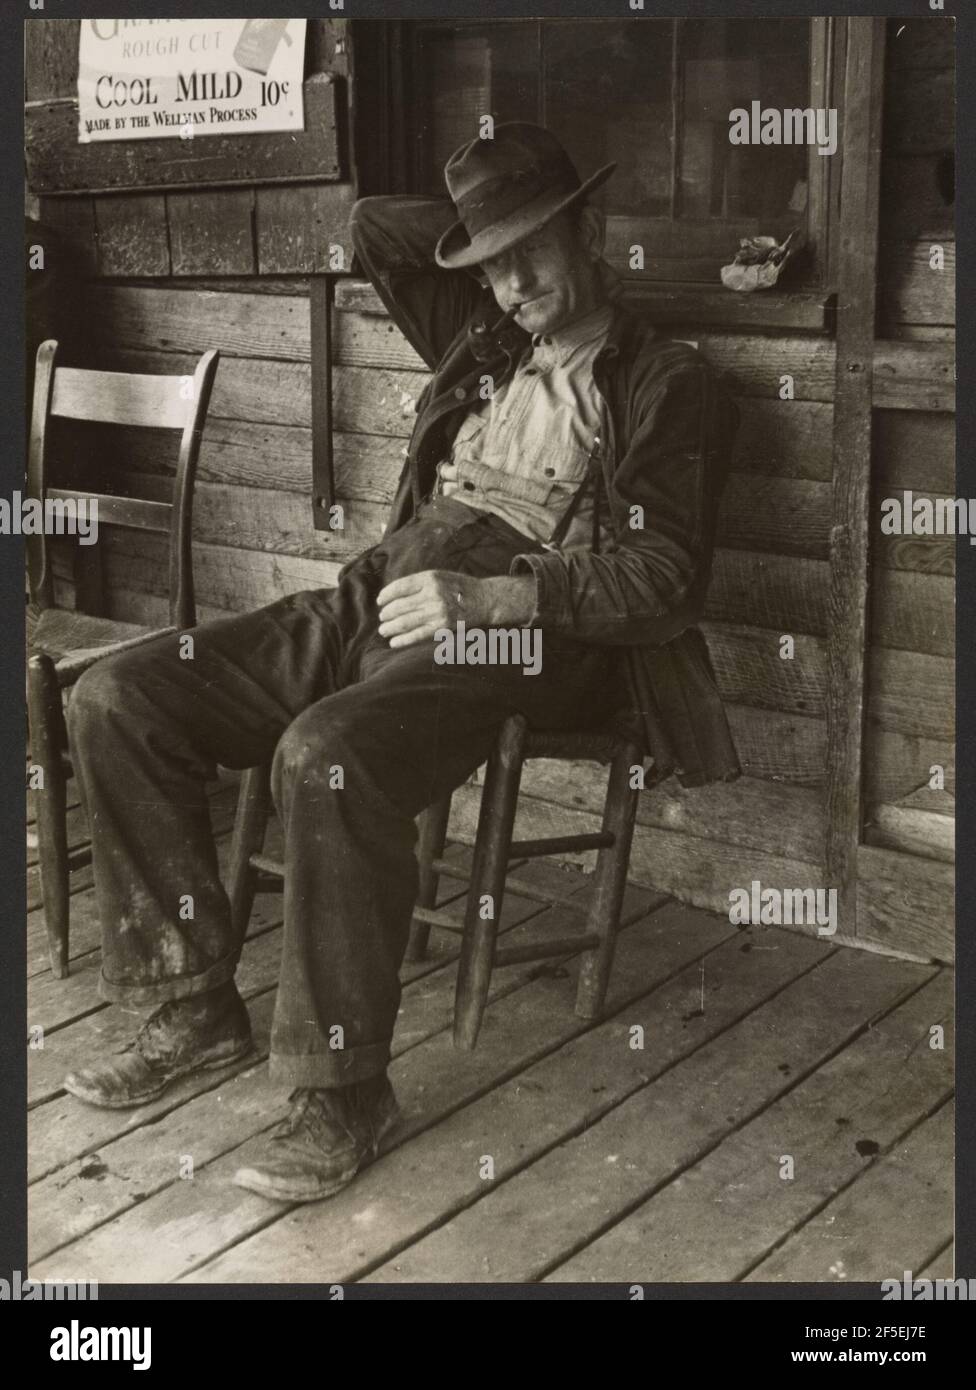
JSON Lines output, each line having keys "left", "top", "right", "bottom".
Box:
{"left": 575, "top": 738, "right": 642, "bottom": 1020}
{"left": 408, "top": 792, "right": 453, "bottom": 961}
{"left": 27, "top": 653, "right": 70, "bottom": 979}
{"left": 227, "top": 762, "right": 271, "bottom": 946}
{"left": 454, "top": 714, "right": 527, "bottom": 1051}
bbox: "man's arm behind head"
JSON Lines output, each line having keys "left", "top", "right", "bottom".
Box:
{"left": 349, "top": 195, "right": 490, "bottom": 371}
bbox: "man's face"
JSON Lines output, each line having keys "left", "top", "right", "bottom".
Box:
{"left": 479, "top": 211, "right": 600, "bottom": 337}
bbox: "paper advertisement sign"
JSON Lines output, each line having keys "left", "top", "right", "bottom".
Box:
{"left": 77, "top": 18, "right": 307, "bottom": 142}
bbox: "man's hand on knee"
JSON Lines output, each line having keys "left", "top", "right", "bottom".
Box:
{"left": 377, "top": 570, "right": 536, "bottom": 648}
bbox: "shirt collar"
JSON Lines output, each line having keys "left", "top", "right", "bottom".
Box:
{"left": 530, "top": 301, "right": 615, "bottom": 367}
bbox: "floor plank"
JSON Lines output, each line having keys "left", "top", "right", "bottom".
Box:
{"left": 28, "top": 782, "right": 82, "bottom": 829}
{"left": 32, "top": 894, "right": 701, "bottom": 1282}
{"left": 26, "top": 780, "right": 953, "bottom": 1288}
{"left": 743, "top": 1102, "right": 954, "bottom": 1282}
{"left": 540, "top": 970, "right": 951, "bottom": 1283}
{"left": 26, "top": 849, "right": 548, "bottom": 1180}
{"left": 368, "top": 952, "right": 934, "bottom": 1283}
{"left": 186, "top": 910, "right": 805, "bottom": 1284}
{"left": 27, "top": 799, "right": 89, "bottom": 869}
{"left": 29, "top": 865, "right": 654, "bottom": 1257}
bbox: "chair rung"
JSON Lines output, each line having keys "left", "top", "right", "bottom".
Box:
{"left": 509, "top": 832, "right": 614, "bottom": 858}
{"left": 429, "top": 855, "right": 531, "bottom": 882}
{"left": 250, "top": 852, "right": 284, "bottom": 878}
{"left": 493, "top": 933, "right": 601, "bottom": 967}
{"left": 248, "top": 857, "right": 588, "bottom": 922}
{"left": 410, "top": 905, "right": 465, "bottom": 934}
{"left": 429, "top": 858, "right": 470, "bottom": 883}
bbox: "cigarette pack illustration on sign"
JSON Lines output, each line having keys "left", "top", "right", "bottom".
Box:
{"left": 233, "top": 19, "right": 293, "bottom": 75}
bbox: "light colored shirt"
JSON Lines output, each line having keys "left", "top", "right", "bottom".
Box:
{"left": 447, "top": 301, "right": 614, "bottom": 547}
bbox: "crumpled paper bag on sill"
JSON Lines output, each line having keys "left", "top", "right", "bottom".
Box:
{"left": 720, "top": 230, "right": 802, "bottom": 292}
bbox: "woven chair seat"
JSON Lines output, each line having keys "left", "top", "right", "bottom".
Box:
{"left": 28, "top": 604, "right": 150, "bottom": 666}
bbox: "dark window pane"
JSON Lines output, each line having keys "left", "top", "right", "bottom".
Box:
{"left": 681, "top": 18, "right": 810, "bottom": 233}
{"left": 413, "top": 23, "right": 539, "bottom": 194}
{"left": 409, "top": 18, "right": 814, "bottom": 270}
{"left": 543, "top": 20, "right": 674, "bottom": 219}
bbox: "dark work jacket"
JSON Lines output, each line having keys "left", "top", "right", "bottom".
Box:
{"left": 350, "top": 195, "right": 742, "bottom": 788}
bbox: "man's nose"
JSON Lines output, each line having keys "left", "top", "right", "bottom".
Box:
{"left": 500, "top": 248, "right": 534, "bottom": 290}
{"left": 507, "top": 263, "right": 535, "bottom": 299}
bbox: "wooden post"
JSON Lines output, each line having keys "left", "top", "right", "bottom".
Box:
{"left": 824, "top": 18, "right": 886, "bottom": 935}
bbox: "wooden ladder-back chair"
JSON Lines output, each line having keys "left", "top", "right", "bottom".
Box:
{"left": 27, "top": 338, "right": 220, "bottom": 978}
{"left": 227, "top": 713, "right": 642, "bottom": 1051}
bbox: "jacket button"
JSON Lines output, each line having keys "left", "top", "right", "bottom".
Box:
{"left": 454, "top": 387, "right": 466, "bottom": 400}
{"left": 463, "top": 480, "right": 475, "bottom": 491}
{"left": 543, "top": 467, "right": 555, "bottom": 477}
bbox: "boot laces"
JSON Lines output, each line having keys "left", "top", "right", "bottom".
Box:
{"left": 122, "top": 1001, "right": 184, "bottom": 1065}
{"left": 275, "top": 1087, "right": 360, "bottom": 1147}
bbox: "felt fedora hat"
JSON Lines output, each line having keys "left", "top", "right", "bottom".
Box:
{"left": 434, "top": 122, "right": 616, "bottom": 270}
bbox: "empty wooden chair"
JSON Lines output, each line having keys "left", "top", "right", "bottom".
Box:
{"left": 27, "top": 339, "right": 220, "bottom": 978}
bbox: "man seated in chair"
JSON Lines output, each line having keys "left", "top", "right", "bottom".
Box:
{"left": 63, "top": 124, "right": 740, "bottom": 1203}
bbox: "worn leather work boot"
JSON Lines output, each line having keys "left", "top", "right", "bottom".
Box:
{"left": 64, "top": 980, "right": 252, "bottom": 1109}
{"left": 233, "top": 1074, "right": 401, "bottom": 1202}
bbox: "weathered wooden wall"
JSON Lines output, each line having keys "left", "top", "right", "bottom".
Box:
{"left": 27, "top": 17, "right": 955, "bottom": 963}
{"left": 29, "top": 19, "right": 354, "bottom": 281}
{"left": 29, "top": 18, "right": 356, "bottom": 621}
{"left": 855, "top": 16, "right": 955, "bottom": 955}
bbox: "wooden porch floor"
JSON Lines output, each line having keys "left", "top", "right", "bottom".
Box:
{"left": 28, "top": 781, "right": 954, "bottom": 1286}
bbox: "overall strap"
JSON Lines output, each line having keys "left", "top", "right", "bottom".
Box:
{"left": 545, "top": 444, "right": 605, "bottom": 551}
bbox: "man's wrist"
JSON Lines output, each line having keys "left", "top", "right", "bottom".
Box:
{"left": 481, "top": 575, "right": 538, "bottom": 627}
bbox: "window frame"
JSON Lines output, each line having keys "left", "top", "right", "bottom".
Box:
{"left": 390, "top": 16, "right": 843, "bottom": 294}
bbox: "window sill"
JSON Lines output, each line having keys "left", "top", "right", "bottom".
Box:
{"left": 621, "top": 281, "right": 835, "bottom": 334}
{"left": 336, "top": 278, "right": 835, "bottom": 335}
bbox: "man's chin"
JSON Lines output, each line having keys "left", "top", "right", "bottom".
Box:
{"left": 513, "top": 297, "right": 557, "bottom": 333}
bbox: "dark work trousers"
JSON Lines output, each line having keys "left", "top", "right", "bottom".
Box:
{"left": 66, "top": 497, "right": 619, "bottom": 1088}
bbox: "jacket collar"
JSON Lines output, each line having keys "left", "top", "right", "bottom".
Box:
{"left": 600, "top": 297, "right": 653, "bottom": 362}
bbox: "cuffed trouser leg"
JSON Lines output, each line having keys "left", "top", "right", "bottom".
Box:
{"left": 267, "top": 635, "right": 614, "bottom": 1088}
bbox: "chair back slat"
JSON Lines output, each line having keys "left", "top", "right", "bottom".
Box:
{"left": 46, "top": 487, "right": 173, "bottom": 535}
{"left": 29, "top": 340, "right": 220, "bottom": 629}
{"left": 51, "top": 367, "right": 188, "bottom": 429}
